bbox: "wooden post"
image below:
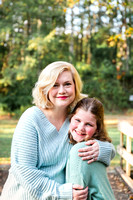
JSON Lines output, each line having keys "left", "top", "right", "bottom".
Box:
{"left": 117, "top": 121, "right": 133, "bottom": 191}
{"left": 126, "top": 136, "right": 131, "bottom": 176}
{"left": 120, "top": 132, "right": 124, "bottom": 168}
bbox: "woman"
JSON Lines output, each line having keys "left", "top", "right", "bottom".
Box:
{"left": 1, "top": 61, "right": 115, "bottom": 200}
{"left": 66, "top": 97, "right": 116, "bottom": 199}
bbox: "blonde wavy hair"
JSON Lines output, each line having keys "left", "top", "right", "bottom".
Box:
{"left": 32, "top": 61, "right": 84, "bottom": 109}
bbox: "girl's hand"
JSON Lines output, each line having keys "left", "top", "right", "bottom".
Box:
{"left": 73, "top": 184, "right": 88, "bottom": 200}
{"left": 78, "top": 140, "right": 99, "bottom": 164}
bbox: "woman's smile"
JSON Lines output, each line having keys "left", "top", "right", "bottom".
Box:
{"left": 57, "top": 96, "right": 68, "bottom": 100}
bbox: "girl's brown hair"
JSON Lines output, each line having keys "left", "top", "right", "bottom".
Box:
{"left": 69, "top": 97, "right": 112, "bottom": 145}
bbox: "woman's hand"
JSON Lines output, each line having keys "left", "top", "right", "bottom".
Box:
{"left": 73, "top": 184, "right": 88, "bottom": 200}
{"left": 78, "top": 140, "right": 99, "bottom": 164}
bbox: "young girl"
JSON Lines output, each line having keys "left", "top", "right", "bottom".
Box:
{"left": 66, "top": 97, "right": 116, "bottom": 200}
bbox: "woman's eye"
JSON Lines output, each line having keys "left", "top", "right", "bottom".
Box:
{"left": 53, "top": 84, "right": 58, "bottom": 88}
{"left": 65, "top": 82, "right": 71, "bottom": 86}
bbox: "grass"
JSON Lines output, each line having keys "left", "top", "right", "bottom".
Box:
{"left": 107, "top": 125, "right": 121, "bottom": 168}
{"left": 0, "top": 118, "right": 18, "bottom": 164}
{"left": 0, "top": 116, "right": 127, "bottom": 168}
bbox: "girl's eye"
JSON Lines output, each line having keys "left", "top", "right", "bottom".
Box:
{"left": 86, "top": 123, "right": 93, "bottom": 127}
{"left": 75, "top": 119, "right": 80, "bottom": 122}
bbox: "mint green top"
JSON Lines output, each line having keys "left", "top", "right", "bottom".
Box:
{"left": 66, "top": 142, "right": 116, "bottom": 200}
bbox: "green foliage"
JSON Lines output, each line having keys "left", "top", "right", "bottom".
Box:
{"left": 0, "top": 0, "right": 133, "bottom": 112}
{"left": 77, "top": 60, "right": 130, "bottom": 111}
{"left": 12, "top": 105, "right": 32, "bottom": 119}
{"left": 93, "top": 47, "right": 116, "bottom": 65}
{"left": 0, "top": 0, "right": 70, "bottom": 112}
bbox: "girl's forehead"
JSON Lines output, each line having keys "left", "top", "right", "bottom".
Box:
{"left": 75, "top": 108, "right": 96, "bottom": 118}
{"left": 75, "top": 108, "right": 90, "bottom": 115}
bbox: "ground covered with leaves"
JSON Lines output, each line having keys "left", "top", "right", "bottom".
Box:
{"left": 108, "top": 172, "right": 133, "bottom": 200}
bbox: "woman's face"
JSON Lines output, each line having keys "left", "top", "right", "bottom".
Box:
{"left": 70, "top": 108, "right": 97, "bottom": 142}
{"left": 48, "top": 71, "right": 75, "bottom": 109}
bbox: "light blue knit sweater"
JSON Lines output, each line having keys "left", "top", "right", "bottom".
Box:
{"left": 0, "top": 106, "right": 115, "bottom": 200}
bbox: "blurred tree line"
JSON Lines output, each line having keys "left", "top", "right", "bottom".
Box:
{"left": 0, "top": 0, "right": 133, "bottom": 114}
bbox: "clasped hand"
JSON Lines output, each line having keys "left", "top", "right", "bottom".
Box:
{"left": 73, "top": 184, "right": 88, "bottom": 200}
{"left": 78, "top": 140, "right": 99, "bottom": 164}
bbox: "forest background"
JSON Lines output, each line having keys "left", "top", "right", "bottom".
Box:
{"left": 0, "top": 0, "right": 133, "bottom": 116}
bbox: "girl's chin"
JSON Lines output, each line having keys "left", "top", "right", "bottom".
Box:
{"left": 75, "top": 138, "right": 85, "bottom": 143}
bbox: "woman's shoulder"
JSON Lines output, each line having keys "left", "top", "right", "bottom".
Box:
{"left": 22, "top": 106, "right": 38, "bottom": 114}
{"left": 20, "top": 106, "right": 42, "bottom": 118}
{"left": 18, "top": 106, "right": 45, "bottom": 125}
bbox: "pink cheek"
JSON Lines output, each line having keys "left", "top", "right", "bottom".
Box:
{"left": 86, "top": 131, "right": 94, "bottom": 137}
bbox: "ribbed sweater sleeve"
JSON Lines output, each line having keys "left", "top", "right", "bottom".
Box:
{"left": 10, "top": 107, "right": 72, "bottom": 199}
{"left": 96, "top": 140, "right": 116, "bottom": 166}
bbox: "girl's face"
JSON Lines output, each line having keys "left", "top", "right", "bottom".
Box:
{"left": 48, "top": 71, "right": 75, "bottom": 109}
{"left": 70, "top": 108, "right": 97, "bottom": 142}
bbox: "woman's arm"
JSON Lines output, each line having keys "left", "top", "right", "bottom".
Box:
{"left": 96, "top": 140, "right": 116, "bottom": 166}
{"left": 78, "top": 140, "right": 116, "bottom": 166}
